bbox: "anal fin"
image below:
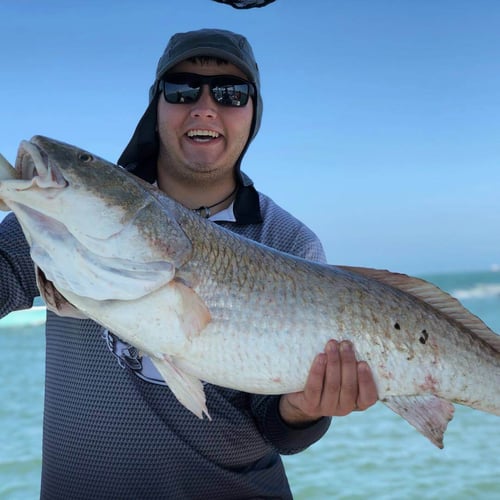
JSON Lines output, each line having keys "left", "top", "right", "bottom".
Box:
{"left": 382, "top": 394, "right": 455, "bottom": 449}
{"left": 151, "top": 355, "right": 210, "bottom": 420}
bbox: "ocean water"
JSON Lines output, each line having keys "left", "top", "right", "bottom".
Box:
{"left": 0, "top": 271, "right": 499, "bottom": 499}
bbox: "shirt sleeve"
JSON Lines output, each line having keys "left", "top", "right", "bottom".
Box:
{"left": 0, "top": 212, "right": 38, "bottom": 317}
{"left": 289, "top": 225, "right": 327, "bottom": 264}
{"left": 251, "top": 395, "right": 331, "bottom": 455}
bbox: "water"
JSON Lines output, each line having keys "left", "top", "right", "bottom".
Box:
{"left": 1, "top": 271, "right": 499, "bottom": 499}
{"left": 0, "top": 325, "right": 44, "bottom": 500}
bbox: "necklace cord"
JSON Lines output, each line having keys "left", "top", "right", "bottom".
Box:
{"left": 193, "top": 185, "right": 238, "bottom": 218}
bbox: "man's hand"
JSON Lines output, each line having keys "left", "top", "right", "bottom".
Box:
{"left": 279, "top": 340, "right": 378, "bottom": 426}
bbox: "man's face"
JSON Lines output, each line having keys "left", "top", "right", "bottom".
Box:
{"left": 156, "top": 59, "right": 254, "bottom": 187}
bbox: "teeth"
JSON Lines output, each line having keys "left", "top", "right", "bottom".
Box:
{"left": 187, "top": 130, "right": 220, "bottom": 139}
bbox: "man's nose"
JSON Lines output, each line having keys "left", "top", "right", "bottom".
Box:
{"left": 190, "top": 85, "right": 217, "bottom": 118}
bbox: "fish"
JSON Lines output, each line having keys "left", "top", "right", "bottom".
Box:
{"left": 0, "top": 135, "right": 499, "bottom": 449}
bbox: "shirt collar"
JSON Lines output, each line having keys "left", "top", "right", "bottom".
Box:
{"left": 209, "top": 203, "right": 236, "bottom": 222}
{"left": 231, "top": 171, "right": 262, "bottom": 224}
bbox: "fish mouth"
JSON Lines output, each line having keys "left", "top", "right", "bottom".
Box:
{"left": 15, "top": 140, "right": 68, "bottom": 189}
{"left": 0, "top": 139, "right": 67, "bottom": 211}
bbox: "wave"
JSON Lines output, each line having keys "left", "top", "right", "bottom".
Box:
{"left": 451, "top": 283, "right": 500, "bottom": 300}
{"left": 0, "top": 305, "right": 46, "bottom": 329}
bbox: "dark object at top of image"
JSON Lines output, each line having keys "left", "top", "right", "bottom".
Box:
{"left": 212, "top": 0, "right": 276, "bottom": 9}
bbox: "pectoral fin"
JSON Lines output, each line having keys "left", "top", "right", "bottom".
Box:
{"left": 151, "top": 355, "right": 210, "bottom": 420}
{"left": 383, "top": 394, "right": 455, "bottom": 449}
{"left": 173, "top": 278, "right": 211, "bottom": 340}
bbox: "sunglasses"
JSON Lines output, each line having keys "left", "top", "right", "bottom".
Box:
{"left": 160, "top": 72, "right": 255, "bottom": 108}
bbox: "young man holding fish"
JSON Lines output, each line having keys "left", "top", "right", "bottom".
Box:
{"left": 0, "top": 29, "right": 377, "bottom": 498}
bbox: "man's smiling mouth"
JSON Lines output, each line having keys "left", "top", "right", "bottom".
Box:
{"left": 187, "top": 130, "right": 221, "bottom": 142}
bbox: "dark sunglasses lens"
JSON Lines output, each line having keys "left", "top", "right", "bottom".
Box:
{"left": 211, "top": 78, "right": 250, "bottom": 107}
{"left": 163, "top": 76, "right": 201, "bottom": 104}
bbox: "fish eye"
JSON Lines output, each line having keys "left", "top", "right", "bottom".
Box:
{"left": 78, "top": 153, "right": 93, "bottom": 163}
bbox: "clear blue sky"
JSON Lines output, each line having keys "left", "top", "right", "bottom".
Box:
{"left": 1, "top": 0, "right": 499, "bottom": 275}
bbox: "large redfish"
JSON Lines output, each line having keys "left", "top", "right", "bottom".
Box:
{"left": 0, "top": 136, "right": 498, "bottom": 448}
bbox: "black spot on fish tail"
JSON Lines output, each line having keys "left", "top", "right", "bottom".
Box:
{"left": 419, "top": 329, "right": 429, "bottom": 344}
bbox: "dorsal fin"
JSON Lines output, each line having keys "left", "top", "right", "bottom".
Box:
{"left": 337, "top": 266, "right": 500, "bottom": 353}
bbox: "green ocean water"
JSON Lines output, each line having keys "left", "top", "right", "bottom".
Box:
{"left": 1, "top": 271, "right": 499, "bottom": 499}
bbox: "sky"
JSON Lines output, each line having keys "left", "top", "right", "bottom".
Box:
{"left": 1, "top": 0, "right": 499, "bottom": 276}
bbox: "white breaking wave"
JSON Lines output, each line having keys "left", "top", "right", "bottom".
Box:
{"left": 0, "top": 305, "right": 47, "bottom": 328}
{"left": 452, "top": 283, "right": 500, "bottom": 300}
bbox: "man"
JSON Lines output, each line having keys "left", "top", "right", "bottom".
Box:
{"left": 0, "top": 29, "right": 377, "bottom": 499}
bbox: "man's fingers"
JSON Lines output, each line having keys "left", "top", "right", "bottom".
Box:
{"left": 321, "top": 340, "right": 341, "bottom": 410}
{"left": 302, "top": 352, "right": 328, "bottom": 408}
{"left": 356, "top": 361, "right": 378, "bottom": 410}
{"left": 336, "top": 341, "right": 359, "bottom": 414}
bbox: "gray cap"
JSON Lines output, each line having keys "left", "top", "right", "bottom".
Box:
{"left": 118, "top": 28, "right": 263, "bottom": 178}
